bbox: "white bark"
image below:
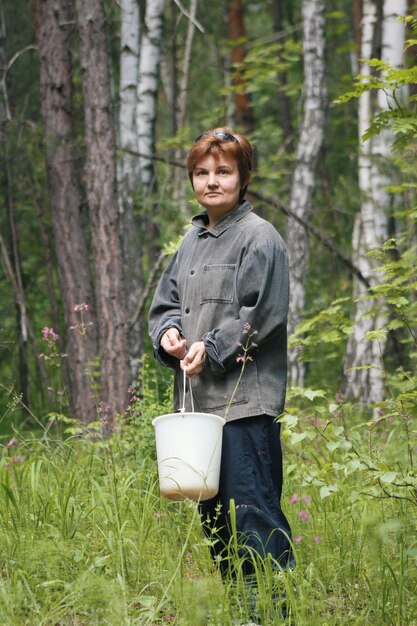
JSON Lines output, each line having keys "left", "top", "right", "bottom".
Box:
{"left": 286, "top": 0, "right": 327, "bottom": 386}
{"left": 118, "top": 0, "right": 142, "bottom": 384}
{"left": 119, "top": 0, "right": 140, "bottom": 193}
{"left": 137, "top": 0, "right": 166, "bottom": 191}
{"left": 342, "top": 0, "right": 406, "bottom": 404}
{"left": 171, "top": 0, "right": 198, "bottom": 213}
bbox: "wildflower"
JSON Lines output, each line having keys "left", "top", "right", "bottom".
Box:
{"left": 42, "top": 327, "right": 59, "bottom": 342}
{"left": 294, "top": 535, "right": 303, "bottom": 544}
{"left": 6, "top": 438, "right": 19, "bottom": 449}
{"left": 301, "top": 495, "right": 312, "bottom": 506}
{"left": 289, "top": 494, "right": 299, "bottom": 505}
{"left": 236, "top": 354, "right": 253, "bottom": 364}
{"left": 98, "top": 401, "right": 111, "bottom": 415}
{"left": 73, "top": 303, "right": 89, "bottom": 312}
{"left": 298, "top": 510, "right": 310, "bottom": 522}
{"left": 314, "top": 536, "right": 322, "bottom": 544}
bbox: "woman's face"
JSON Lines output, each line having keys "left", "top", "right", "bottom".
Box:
{"left": 192, "top": 152, "right": 241, "bottom": 225}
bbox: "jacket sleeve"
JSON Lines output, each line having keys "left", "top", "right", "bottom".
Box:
{"left": 148, "top": 251, "right": 183, "bottom": 368}
{"left": 203, "top": 240, "right": 289, "bottom": 374}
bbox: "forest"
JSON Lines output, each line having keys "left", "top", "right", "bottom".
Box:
{"left": 0, "top": 0, "right": 416, "bottom": 624}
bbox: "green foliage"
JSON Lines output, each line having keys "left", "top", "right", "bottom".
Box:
{"left": 334, "top": 17, "right": 417, "bottom": 149}
{"left": 0, "top": 381, "right": 416, "bottom": 624}
{"left": 289, "top": 297, "right": 352, "bottom": 368}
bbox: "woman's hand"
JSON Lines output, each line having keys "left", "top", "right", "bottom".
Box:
{"left": 160, "top": 328, "right": 187, "bottom": 359}
{"left": 181, "top": 341, "right": 206, "bottom": 377}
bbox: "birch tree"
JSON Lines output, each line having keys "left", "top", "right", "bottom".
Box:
{"left": 286, "top": 0, "right": 327, "bottom": 387}
{"left": 38, "top": 0, "right": 98, "bottom": 421}
{"left": 341, "top": 0, "right": 407, "bottom": 404}
{"left": 118, "top": 0, "right": 143, "bottom": 383}
{"left": 169, "top": 0, "right": 202, "bottom": 211}
{"left": 137, "top": 0, "right": 165, "bottom": 192}
{"left": 76, "top": 0, "right": 130, "bottom": 418}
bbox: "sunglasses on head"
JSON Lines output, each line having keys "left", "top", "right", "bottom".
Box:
{"left": 194, "top": 131, "right": 239, "bottom": 144}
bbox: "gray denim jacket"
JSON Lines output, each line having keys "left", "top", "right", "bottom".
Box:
{"left": 148, "top": 201, "right": 289, "bottom": 422}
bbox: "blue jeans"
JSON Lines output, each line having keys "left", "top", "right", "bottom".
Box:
{"left": 199, "top": 414, "right": 293, "bottom": 578}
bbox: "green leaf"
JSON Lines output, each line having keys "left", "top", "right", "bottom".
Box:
{"left": 364, "top": 329, "right": 388, "bottom": 342}
{"left": 379, "top": 471, "right": 397, "bottom": 484}
{"left": 290, "top": 432, "right": 307, "bottom": 445}
{"left": 319, "top": 484, "right": 339, "bottom": 499}
{"left": 326, "top": 440, "right": 341, "bottom": 452}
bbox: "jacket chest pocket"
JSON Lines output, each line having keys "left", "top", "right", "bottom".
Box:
{"left": 200, "top": 264, "right": 236, "bottom": 304}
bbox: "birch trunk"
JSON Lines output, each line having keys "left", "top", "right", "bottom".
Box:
{"left": 76, "top": 0, "right": 130, "bottom": 418}
{"left": 342, "top": 0, "right": 406, "bottom": 404}
{"left": 171, "top": 0, "right": 199, "bottom": 213}
{"left": 286, "top": 0, "right": 327, "bottom": 386}
{"left": 38, "top": 0, "right": 98, "bottom": 421}
{"left": 137, "top": 0, "right": 165, "bottom": 192}
{"left": 118, "top": 0, "right": 143, "bottom": 384}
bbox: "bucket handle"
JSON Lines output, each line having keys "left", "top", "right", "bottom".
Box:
{"left": 179, "top": 367, "right": 195, "bottom": 414}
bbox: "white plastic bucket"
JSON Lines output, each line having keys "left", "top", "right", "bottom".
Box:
{"left": 152, "top": 411, "right": 225, "bottom": 501}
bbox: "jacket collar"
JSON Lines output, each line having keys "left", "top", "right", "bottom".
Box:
{"left": 191, "top": 200, "right": 253, "bottom": 237}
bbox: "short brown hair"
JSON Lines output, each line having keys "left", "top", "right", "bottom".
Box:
{"left": 187, "top": 127, "right": 253, "bottom": 202}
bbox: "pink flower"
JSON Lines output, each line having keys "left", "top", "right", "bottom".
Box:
{"left": 73, "top": 303, "right": 89, "bottom": 312}
{"left": 314, "top": 536, "right": 322, "bottom": 544}
{"left": 294, "top": 535, "right": 303, "bottom": 544}
{"left": 298, "top": 510, "right": 310, "bottom": 522}
{"left": 289, "top": 494, "right": 299, "bottom": 505}
{"left": 301, "top": 495, "right": 312, "bottom": 506}
{"left": 6, "top": 438, "right": 19, "bottom": 449}
{"left": 236, "top": 354, "right": 253, "bottom": 363}
{"left": 42, "top": 327, "right": 59, "bottom": 342}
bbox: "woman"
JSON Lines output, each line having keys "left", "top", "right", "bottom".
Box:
{"left": 148, "top": 128, "right": 293, "bottom": 613}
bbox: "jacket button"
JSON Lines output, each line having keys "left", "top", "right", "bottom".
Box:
{"left": 185, "top": 307, "right": 190, "bottom": 314}
{"left": 190, "top": 270, "right": 195, "bottom": 275}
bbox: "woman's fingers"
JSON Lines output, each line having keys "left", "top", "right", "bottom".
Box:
{"left": 181, "top": 341, "right": 206, "bottom": 376}
{"left": 160, "top": 328, "right": 187, "bottom": 359}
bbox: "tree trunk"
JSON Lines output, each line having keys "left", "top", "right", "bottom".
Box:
{"left": 272, "top": 0, "right": 293, "bottom": 142}
{"left": 38, "top": 0, "right": 99, "bottom": 421}
{"left": 137, "top": 0, "right": 165, "bottom": 192}
{"left": 170, "top": 0, "right": 199, "bottom": 214}
{"left": 76, "top": 0, "right": 130, "bottom": 418}
{"left": 176, "top": 0, "right": 198, "bottom": 132}
{"left": 0, "top": 4, "right": 30, "bottom": 410}
{"left": 118, "top": 0, "right": 143, "bottom": 385}
{"left": 227, "top": 0, "right": 255, "bottom": 134}
{"left": 286, "top": 0, "right": 327, "bottom": 387}
{"left": 406, "top": 0, "right": 417, "bottom": 98}
{"left": 341, "top": 0, "right": 406, "bottom": 404}
{"left": 352, "top": 0, "right": 363, "bottom": 76}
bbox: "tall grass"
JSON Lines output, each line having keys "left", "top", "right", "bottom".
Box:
{"left": 0, "top": 349, "right": 416, "bottom": 625}
{"left": 0, "top": 399, "right": 416, "bottom": 626}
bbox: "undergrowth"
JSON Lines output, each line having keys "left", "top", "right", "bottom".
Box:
{"left": 0, "top": 373, "right": 416, "bottom": 626}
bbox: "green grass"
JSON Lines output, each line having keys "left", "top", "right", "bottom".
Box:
{"left": 0, "top": 405, "right": 416, "bottom": 625}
